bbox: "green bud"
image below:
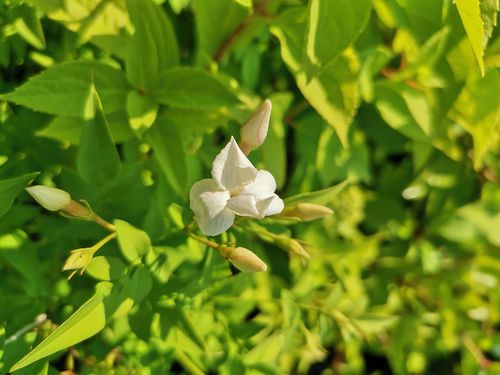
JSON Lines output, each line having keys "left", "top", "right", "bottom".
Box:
{"left": 282, "top": 203, "right": 333, "bottom": 221}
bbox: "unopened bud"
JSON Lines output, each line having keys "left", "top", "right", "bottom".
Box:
{"left": 25, "top": 185, "right": 71, "bottom": 211}
{"left": 220, "top": 246, "right": 268, "bottom": 272}
{"left": 283, "top": 203, "right": 333, "bottom": 221}
{"left": 240, "top": 99, "right": 272, "bottom": 154}
{"left": 276, "top": 238, "right": 310, "bottom": 259}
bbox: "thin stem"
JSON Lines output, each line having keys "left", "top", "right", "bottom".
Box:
{"left": 91, "top": 231, "right": 117, "bottom": 254}
{"left": 5, "top": 313, "right": 48, "bottom": 344}
{"left": 92, "top": 214, "right": 116, "bottom": 232}
{"left": 213, "top": 0, "right": 273, "bottom": 63}
{"left": 186, "top": 231, "right": 219, "bottom": 249}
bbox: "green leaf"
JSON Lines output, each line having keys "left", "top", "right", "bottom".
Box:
{"left": 297, "top": 50, "right": 361, "bottom": 148}
{"left": 480, "top": 0, "right": 499, "bottom": 49}
{"left": 14, "top": 4, "right": 46, "bottom": 50}
{"left": 77, "top": 88, "right": 121, "bottom": 185}
{"left": 285, "top": 179, "right": 351, "bottom": 206}
{"left": 449, "top": 68, "right": 500, "bottom": 169}
{"left": 86, "top": 256, "right": 127, "bottom": 281}
{"left": 374, "top": 82, "right": 433, "bottom": 142}
{"left": 126, "top": 0, "right": 179, "bottom": 90}
{"left": 0, "top": 172, "right": 39, "bottom": 218}
{"left": 146, "top": 116, "right": 188, "bottom": 196}
{"left": 305, "top": 0, "right": 371, "bottom": 77}
{"left": 114, "top": 219, "right": 152, "bottom": 263}
{"left": 1, "top": 62, "right": 131, "bottom": 116}
{"left": 9, "top": 282, "right": 113, "bottom": 372}
{"left": 36, "top": 110, "right": 135, "bottom": 146}
{"left": 352, "top": 315, "right": 399, "bottom": 335}
{"left": 272, "top": 9, "right": 360, "bottom": 147}
{"left": 191, "top": 0, "right": 250, "bottom": 64}
{"left": 455, "top": 0, "right": 485, "bottom": 75}
{"left": 151, "top": 68, "right": 238, "bottom": 110}
{"left": 260, "top": 93, "right": 293, "bottom": 189}
{"left": 126, "top": 91, "right": 158, "bottom": 137}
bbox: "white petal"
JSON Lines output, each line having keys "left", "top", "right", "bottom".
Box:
{"left": 211, "top": 137, "right": 257, "bottom": 191}
{"left": 257, "top": 194, "right": 284, "bottom": 217}
{"left": 241, "top": 170, "right": 277, "bottom": 200}
{"left": 197, "top": 208, "right": 235, "bottom": 236}
{"left": 190, "top": 178, "right": 230, "bottom": 223}
{"left": 226, "top": 194, "right": 260, "bottom": 217}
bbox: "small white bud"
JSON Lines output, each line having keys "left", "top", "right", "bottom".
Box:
{"left": 25, "top": 185, "right": 71, "bottom": 211}
{"left": 240, "top": 99, "right": 272, "bottom": 154}
{"left": 220, "top": 246, "right": 268, "bottom": 272}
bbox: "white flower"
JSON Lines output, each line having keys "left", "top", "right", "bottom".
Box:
{"left": 239, "top": 99, "right": 272, "bottom": 154}
{"left": 190, "top": 137, "right": 284, "bottom": 236}
{"left": 25, "top": 185, "right": 71, "bottom": 211}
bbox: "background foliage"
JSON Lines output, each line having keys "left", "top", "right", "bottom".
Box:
{"left": 0, "top": 0, "right": 499, "bottom": 373}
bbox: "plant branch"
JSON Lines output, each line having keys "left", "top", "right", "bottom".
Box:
{"left": 213, "top": 0, "right": 273, "bottom": 63}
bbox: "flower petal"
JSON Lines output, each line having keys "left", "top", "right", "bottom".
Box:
{"left": 257, "top": 194, "right": 284, "bottom": 216}
{"left": 226, "top": 194, "right": 260, "bottom": 217}
{"left": 241, "top": 170, "right": 277, "bottom": 200}
{"left": 190, "top": 179, "right": 233, "bottom": 236}
{"left": 211, "top": 137, "right": 257, "bottom": 191}
{"left": 197, "top": 208, "right": 235, "bottom": 236}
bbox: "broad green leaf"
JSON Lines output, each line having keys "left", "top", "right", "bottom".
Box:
{"left": 77, "top": 88, "right": 121, "bottom": 185}
{"left": 455, "top": 0, "right": 485, "bottom": 75}
{"left": 86, "top": 256, "right": 127, "bottom": 281}
{"left": 115, "top": 219, "right": 152, "bottom": 263}
{"left": 36, "top": 110, "right": 135, "bottom": 145}
{"left": 146, "top": 117, "right": 188, "bottom": 196}
{"left": 448, "top": 68, "right": 500, "bottom": 168}
{"left": 31, "top": 0, "right": 128, "bottom": 41}
{"left": 126, "top": 0, "right": 179, "bottom": 90}
{"left": 126, "top": 91, "right": 158, "bottom": 137}
{"left": 305, "top": 0, "right": 371, "bottom": 76}
{"left": 297, "top": 50, "right": 361, "bottom": 148}
{"left": 0, "top": 172, "right": 39, "bottom": 218}
{"left": 374, "top": 82, "right": 433, "bottom": 142}
{"left": 0, "top": 231, "right": 47, "bottom": 295}
{"left": 151, "top": 68, "right": 239, "bottom": 110}
{"left": 272, "top": 9, "right": 360, "bottom": 147}
{"left": 192, "top": 0, "right": 251, "bottom": 64}
{"left": 112, "top": 267, "right": 153, "bottom": 319}
{"left": 10, "top": 282, "right": 113, "bottom": 372}
{"left": 1, "top": 62, "right": 131, "bottom": 116}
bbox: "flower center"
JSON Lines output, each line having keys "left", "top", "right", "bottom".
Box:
{"left": 229, "top": 187, "right": 244, "bottom": 197}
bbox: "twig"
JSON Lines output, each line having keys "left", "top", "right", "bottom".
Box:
{"left": 5, "top": 314, "right": 48, "bottom": 344}
{"left": 213, "top": 0, "right": 273, "bottom": 63}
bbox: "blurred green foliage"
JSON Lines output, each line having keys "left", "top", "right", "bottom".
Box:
{"left": 0, "top": 0, "right": 499, "bottom": 373}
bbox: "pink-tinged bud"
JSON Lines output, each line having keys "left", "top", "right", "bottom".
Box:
{"left": 283, "top": 203, "right": 333, "bottom": 221}
{"left": 25, "top": 185, "right": 71, "bottom": 211}
{"left": 239, "top": 99, "right": 272, "bottom": 154}
{"left": 220, "top": 246, "right": 268, "bottom": 272}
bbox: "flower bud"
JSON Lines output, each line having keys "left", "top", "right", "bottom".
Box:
{"left": 25, "top": 185, "right": 71, "bottom": 211}
{"left": 239, "top": 99, "right": 272, "bottom": 154}
{"left": 283, "top": 203, "right": 333, "bottom": 221}
{"left": 220, "top": 246, "right": 268, "bottom": 272}
{"left": 275, "top": 238, "right": 310, "bottom": 259}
